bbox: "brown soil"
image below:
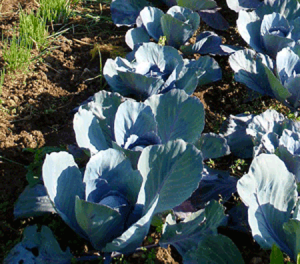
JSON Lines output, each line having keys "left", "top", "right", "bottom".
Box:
{"left": 0, "top": 0, "right": 283, "bottom": 263}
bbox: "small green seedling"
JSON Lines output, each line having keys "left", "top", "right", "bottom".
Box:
{"left": 19, "top": 9, "right": 49, "bottom": 51}
{"left": 2, "top": 33, "right": 33, "bottom": 72}
{"left": 158, "top": 35, "right": 167, "bottom": 46}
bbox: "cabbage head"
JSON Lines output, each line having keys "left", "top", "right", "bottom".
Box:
{"left": 73, "top": 89, "right": 205, "bottom": 167}
{"left": 103, "top": 42, "right": 221, "bottom": 100}
{"left": 42, "top": 140, "right": 203, "bottom": 255}
{"left": 229, "top": 47, "right": 300, "bottom": 111}
{"left": 125, "top": 6, "right": 200, "bottom": 49}
{"left": 222, "top": 109, "right": 300, "bottom": 181}
{"left": 111, "top": 0, "right": 228, "bottom": 30}
{"left": 237, "top": 0, "right": 300, "bottom": 58}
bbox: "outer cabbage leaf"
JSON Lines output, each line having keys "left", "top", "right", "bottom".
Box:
{"left": 283, "top": 219, "right": 300, "bottom": 261}
{"left": 139, "top": 6, "right": 164, "bottom": 41}
{"left": 256, "top": 0, "right": 300, "bottom": 21}
{"left": 159, "top": 200, "right": 227, "bottom": 260}
{"left": 137, "top": 139, "right": 203, "bottom": 214}
{"left": 229, "top": 49, "right": 274, "bottom": 96}
{"left": 283, "top": 76, "right": 300, "bottom": 110}
{"left": 14, "top": 184, "right": 55, "bottom": 219}
{"left": 177, "top": 0, "right": 229, "bottom": 30}
{"left": 184, "top": 55, "right": 222, "bottom": 86}
{"left": 134, "top": 42, "right": 182, "bottom": 72}
{"left": 263, "top": 64, "right": 292, "bottom": 104}
{"left": 86, "top": 90, "right": 124, "bottom": 145}
{"left": 4, "top": 225, "right": 73, "bottom": 264}
{"left": 246, "top": 109, "right": 286, "bottom": 141}
{"left": 42, "top": 152, "right": 86, "bottom": 238}
{"left": 237, "top": 154, "right": 297, "bottom": 258}
{"left": 73, "top": 108, "right": 108, "bottom": 155}
{"left": 181, "top": 31, "right": 240, "bottom": 56}
{"left": 198, "top": 9, "right": 229, "bottom": 31}
{"left": 184, "top": 234, "right": 245, "bottom": 264}
{"left": 117, "top": 70, "right": 165, "bottom": 99}
{"left": 75, "top": 196, "right": 128, "bottom": 250}
{"left": 145, "top": 89, "right": 204, "bottom": 144}
{"left": 277, "top": 129, "right": 300, "bottom": 182}
{"left": 195, "top": 133, "right": 230, "bottom": 160}
{"left": 110, "top": 0, "right": 149, "bottom": 27}
{"left": 237, "top": 10, "right": 265, "bottom": 53}
{"left": 220, "top": 113, "right": 255, "bottom": 158}
{"left": 103, "top": 196, "right": 159, "bottom": 254}
{"left": 253, "top": 132, "right": 279, "bottom": 157}
{"left": 189, "top": 166, "right": 237, "bottom": 208}
{"left": 125, "top": 27, "right": 151, "bottom": 50}
{"left": 177, "top": 0, "right": 217, "bottom": 10}
{"left": 173, "top": 66, "right": 203, "bottom": 95}
{"left": 227, "top": 0, "right": 262, "bottom": 12}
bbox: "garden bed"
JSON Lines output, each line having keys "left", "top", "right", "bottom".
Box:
{"left": 0, "top": 0, "right": 291, "bottom": 263}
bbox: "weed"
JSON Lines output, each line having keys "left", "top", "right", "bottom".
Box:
{"left": 286, "top": 111, "right": 300, "bottom": 121}
{"left": 114, "top": 254, "right": 130, "bottom": 264}
{"left": 19, "top": 9, "right": 49, "bottom": 51}
{"left": 206, "top": 159, "right": 216, "bottom": 169}
{"left": 44, "top": 104, "right": 57, "bottom": 114}
{"left": 147, "top": 236, "right": 154, "bottom": 244}
{"left": 0, "top": 69, "right": 5, "bottom": 104}
{"left": 2, "top": 33, "right": 33, "bottom": 72}
{"left": 151, "top": 214, "right": 164, "bottom": 234}
{"left": 230, "top": 159, "right": 248, "bottom": 176}
{"left": 39, "top": 0, "right": 78, "bottom": 24}
{"left": 158, "top": 35, "right": 167, "bottom": 46}
{"left": 141, "top": 248, "right": 156, "bottom": 264}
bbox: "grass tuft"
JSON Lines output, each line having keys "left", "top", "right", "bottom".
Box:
{"left": 39, "top": 0, "right": 79, "bottom": 24}
{"left": 2, "top": 33, "right": 33, "bottom": 72}
{"left": 19, "top": 9, "right": 49, "bottom": 51}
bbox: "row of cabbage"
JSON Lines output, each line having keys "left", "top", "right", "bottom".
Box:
{"left": 5, "top": 0, "right": 300, "bottom": 263}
